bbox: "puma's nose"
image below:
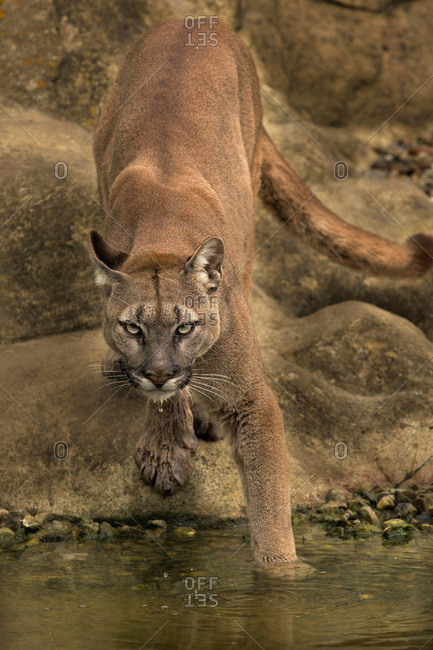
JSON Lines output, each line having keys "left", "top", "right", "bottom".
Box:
{"left": 145, "top": 371, "right": 174, "bottom": 386}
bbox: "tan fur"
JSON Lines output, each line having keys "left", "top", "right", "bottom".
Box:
{"left": 90, "top": 17, "right": 433, "bottom": 570}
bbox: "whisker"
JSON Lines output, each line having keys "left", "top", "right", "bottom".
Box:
{"left": 189, "top": 381, "right": 224, "bottom": 399}
{"left": 193, "top": 372, "right": 233, "bottom": 379}
{"left": 95, "top": 379, "right": 129, "bottom": 391}
{"left": 192, "top": 374, "right": 235, "bottom": 385}
{"left": 189, "top": 385, "right": 217, "bottom": 404}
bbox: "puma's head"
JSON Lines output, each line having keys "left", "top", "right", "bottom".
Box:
{"left": 89, "top": 230, "right": 224, "bottom": 403}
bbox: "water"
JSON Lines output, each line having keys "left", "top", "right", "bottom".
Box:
{"left": 0, "top": 523, "right": 432, "bottom": 649}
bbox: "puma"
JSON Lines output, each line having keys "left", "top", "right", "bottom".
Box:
{"left": 89, "top": 17, "right": 433, "bottom": 571}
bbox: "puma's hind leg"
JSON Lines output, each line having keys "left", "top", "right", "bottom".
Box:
{"left": 191, "top": 402, "right": 223, "bottom": 442}
{"left": 134, "top": 389, "right": 197, "bottom": 496}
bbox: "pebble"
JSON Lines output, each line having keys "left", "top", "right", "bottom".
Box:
{"left": 44, "top": 520, "right": 72, "bottom": 536}
{"left": 79, "top": 521, "right": 100, "bottom": 540}
{"left": 146, "top": 519, "right": 167, "bottom": 530}
{"left": 348, "top": 498, "right": 369, "bottom": 513}
{"left": 376, "top": 495, "right": 395, "bottom": 510}
{"left": 394, "top": 502, "right": 417, "bottom": 518}
{"left": 358, "top": 505, "right": 380, "bottom": 526}
{"left": 173, "top": 527, "right": 196, "bottom": 536}
{"left": 0, "top": 527, "right": 15, "bottom": 546}
{"left": 99, "top": 522, "right": 115, "bottom": 540}
{"left": 22, "top": 514, "right": 39, "bottom": 531}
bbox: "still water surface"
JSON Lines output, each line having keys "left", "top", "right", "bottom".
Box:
{"left": 0, "top": 523, "right": 432, "bottom": 649}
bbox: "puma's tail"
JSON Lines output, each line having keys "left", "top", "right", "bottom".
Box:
{"left": 259, "top": 127, "right": 433, "bottom": 277}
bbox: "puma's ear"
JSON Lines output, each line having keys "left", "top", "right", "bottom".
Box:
{"left": 185, "top": 237, "right": 224, "bottom": 291}
{"left": 88, "top": 230, "right": 129, "bottom": 286}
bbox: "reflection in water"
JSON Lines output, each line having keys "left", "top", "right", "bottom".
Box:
{"left": 0, "top": 524, "right": 432, "bottom": 649}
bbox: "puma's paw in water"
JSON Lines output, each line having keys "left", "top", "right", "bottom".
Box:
{"left": 253, "top": 558, "right": 316, "bottom": 580}
{"left": 134, "top": 437, "right": 197, "bottom": 497}
{"left": 192, "top": 404, "right": 223, "bottom": 442}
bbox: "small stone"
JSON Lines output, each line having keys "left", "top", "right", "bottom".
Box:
{"left": 0, "top": 509, "right": 12, "bottom": 525}
{"left": 414, "top": 493, "right": 433, "bottom": 514}
{"left": 348, "top": 498, "right": 369, "bottom": 513}
{"left": 99, "top": 522, "right": 115, "bottom": 540}
{"left": 45, "top": 520, "right": 72, "bottom": 536}
{"left": 394, "top": 488, "right": 417, "bottom": 503}
{"left": 173, "top": 526, "right": 196, "bottom": 536}
{"left": 394, "top": 502, "right": 417, "bottom": 519}
{"left": 118, "top": 524, "right": 145, "bottom": 538}
{"left": 79, "top": 521, "right": 100, "bottom": 540}
{"left": 22, "top": 514, "right": 39, "bottom": 531}
{"left": 317, "top": 501, "right": 347, "bottom": 517}
{"left": 358, "top": 489, "right": 378, "bottom": 505}
{"left": 377, "top": 495, "right": 395, "bottom": 510}
{"left": 0, "top": 527, "right": 15, "bottom": 546}
{"left": 359, "top": 505, "right": 380, "bottom": 526}
{"left": 146, "top": 519, "right": 167, "bottom": 530}
{"left": 382, "top": 518, "right": 416, "bottom": 545}
{"left": 34, "top": 512, "right": 53, "bottom": 526}
{"left": 326, "top": 487, "right": 351, "bottom": 502}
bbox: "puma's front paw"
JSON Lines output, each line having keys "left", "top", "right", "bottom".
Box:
{"left": 134, "top": 436, "right": 197, "bottom": 497}
{"left": 192, "top": 404, "right": 223, "bottom": 441}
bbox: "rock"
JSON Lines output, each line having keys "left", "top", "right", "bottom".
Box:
{"left": 98, "top": 522, "right": 115, "bottom": 540}
{"left": 414, "top": 493, "right": 433, "bottom": 514}
{"left": 359, "top": 506, "right": 380, "bottom": 526}
{"left": 118, "top": 525, "right": 144, "bottom": 538}
{"left": 243, "top": 0, "right": 433, "bottom": 127}
{"left": 34, "top": 512, "right": 53, "bottom": 526}
{"left": 0, "top": 509, "right": 15, "bottom": 528}
{"left": 354, "top": 524, "right": 378, "bottom": 539}
{"left": 44, "top": 520, "right": 72, "bottom": 536}
{"left": 348, "top": 498, "right": 369, "bottom": 513}
{"left": 173, "top": 527, "right": 196, "bottom": 536}
{"left": 358, "top": 490, "right": 378, "bottom": 505}
{"left": 394, "top": 502, "right": 417, "bottom": 519}
{"left": 146, "top": 519, "right": 167, "bottom": 530}
{"left": 0, "top": 106, "right": 103, "bottom": 341}
{"left": 377, "top": 495, "right": 395, "bottom": 510}
{"left": 0, "top": 527, "right": 15, "bottom": 546}
{"left": 382, "top": 518, "right": 416, "bottom": 545}
{"left": 317, "top": 501, "right": 348, "bottom": 517}
{"left": 394, "top": 488, "right": 417, "bottom": 503}
{"left": 0, "top": 1, "right": 238, "bottom": 128}
{"left": 22, "top": 514, "right": 39, "bottom": 531}
{"left": 325, "top": 487, "right": 351, "bottom": 502}
{"left": 79, "top": 521, "right": 100, "bottom": 540}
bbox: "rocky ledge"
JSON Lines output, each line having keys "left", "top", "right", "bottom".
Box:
{"left": 296, "top": 485, "right": 433, "bottom": 546}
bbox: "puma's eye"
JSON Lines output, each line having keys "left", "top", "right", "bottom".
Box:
{"left": 123, "top": 322, "right": 141, "bottom": 335}
{"left": 176, "top": 322, "right": 195, "bottom": 335}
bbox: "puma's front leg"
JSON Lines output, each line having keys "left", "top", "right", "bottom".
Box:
{"left": 134, "top": 389, "right": 197, "bottom": 497}
{"left": 230, "top": 385, "right": 297, "bottom": 566}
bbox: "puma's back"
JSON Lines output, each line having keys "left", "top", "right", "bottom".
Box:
{"left": 93, "top": 17, "right": 263, "bottom": 281}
